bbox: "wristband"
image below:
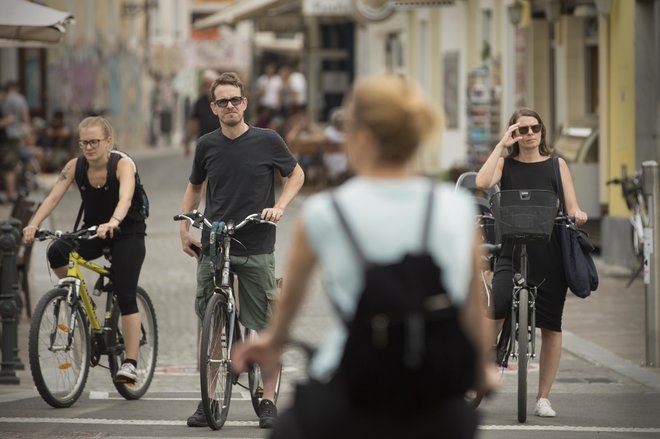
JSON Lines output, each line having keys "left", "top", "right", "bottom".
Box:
{"left": 112, "top": 214, "right": 123, "bottom": 222}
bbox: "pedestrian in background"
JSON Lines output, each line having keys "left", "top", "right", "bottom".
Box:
{"left": 178, "top": 71, "right": 304, "bottom": 429}
{"left": 184, "top": 70, "right": 220, "bottom": 157}
{"left": 254, "top": 63, "right": 283, "bottom": 130}
{"left": 45, "top": 109, "right": 73, "bottom": 172}
{"left": 475, "top": 107, "right": 588, "bottom": 418}
{"left": 233, "top": 74, "right": 498, "bottom": 438}
{"left": 23, "top": 116, "right": 147, "bottom": 385}
{"left": 1, "top": 81, "right": 30, "bottom": 202}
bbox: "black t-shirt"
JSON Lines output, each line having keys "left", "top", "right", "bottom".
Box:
{"left": 190, "top": 126, "right": 297, "bottom": 255}
{"left": 192, "top": 95, "right": 220, "bottom": 137}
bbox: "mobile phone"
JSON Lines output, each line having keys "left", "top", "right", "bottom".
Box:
{"left": 189, "top": 244, "right": 201, "bottom": 257}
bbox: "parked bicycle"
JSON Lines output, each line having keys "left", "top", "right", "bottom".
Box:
{"left": 607, "top": 164, "right": 647, "bottom": 284}
{"left": 173, "top": 210, "right": 282, "bottom": 430}
{"left": 489, "top": 189, "right": 569, "bottom": 423}
{"left": 28, "top": 226, "right": 158, "bottom": 408}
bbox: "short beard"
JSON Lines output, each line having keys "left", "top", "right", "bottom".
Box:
{"left": 222, "top": 115, "right": 243, "bottom": 127}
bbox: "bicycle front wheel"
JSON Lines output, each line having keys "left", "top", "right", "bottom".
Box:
{"left": 28, "top": 287, "right": 91, "bottom": 408}
{"left": 109, "top": 287, "right": 159, "bottom": 400}
{"left": 200, "top": 293, "right": 233, "bottom": 430}
{"left": 517, "top": 287, "right": 529, "bottom": 423}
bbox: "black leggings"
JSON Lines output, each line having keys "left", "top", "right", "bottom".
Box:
{"left": 47, "top": 236, "right": 145, "bottom": 315}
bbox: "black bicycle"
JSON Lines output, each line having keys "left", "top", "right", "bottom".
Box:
{"left": 489, "top": 189, "right": 564, "bottom": 423}
{"left": 174, "top": 210, "right": 282, "bottom": 430}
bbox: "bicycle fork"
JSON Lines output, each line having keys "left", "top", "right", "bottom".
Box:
{"left": 509, "top": 285, "right": 538, "bottom": 361}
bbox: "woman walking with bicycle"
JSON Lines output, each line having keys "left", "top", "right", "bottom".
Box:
{"left": 476, "top": 108, "right": 588, "bottom": 418}
{"left": 23, "top": 116, "right": 147, "bottom": 385}
{"left": 233, "top": 74, "right": 498, "bottom": 438}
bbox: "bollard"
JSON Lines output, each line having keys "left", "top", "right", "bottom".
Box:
{"left": 0, "top": 222, "right": 20, "bottom": 384}
{"left": 642, "top": 160, "right": 660, "bottom": 367}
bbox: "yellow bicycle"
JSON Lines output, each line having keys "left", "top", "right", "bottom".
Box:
{"left": 28, "top": 226, "right": 158, "bottom": 408}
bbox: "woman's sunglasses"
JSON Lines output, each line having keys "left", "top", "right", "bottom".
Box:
{"left": 518, "top": 124, "right": 542, "bottom": 135}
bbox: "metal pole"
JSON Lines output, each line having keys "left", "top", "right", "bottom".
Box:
{"left": 642, "top": 160, "right": 660, "bottom": 366}
{"left": 8, "top": 218, "right": 24, "bottom": 370}
{"left": 0, "top": 222, "right": 20, "bottom": 384}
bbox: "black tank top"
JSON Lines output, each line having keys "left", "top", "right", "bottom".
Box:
{"left": 80, "top": 155, "right": 146, "bottom": 237}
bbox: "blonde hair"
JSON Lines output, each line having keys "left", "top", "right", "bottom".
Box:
{"left": 349, "top": 74, "right": 439, "bottom": 164}
{"left": 78, "top": 116, "right": 115, "bottom": 149}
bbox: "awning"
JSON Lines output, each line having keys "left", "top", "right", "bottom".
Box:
{"left": 193, "top": 0, "right": 294, "bottom": 29}
{"left": 0, "top": 0, "right": 74, "bottom": 44}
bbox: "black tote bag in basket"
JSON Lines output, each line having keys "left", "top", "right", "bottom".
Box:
{"left": 489, "top": 190, "right": 559, "bottom": 243}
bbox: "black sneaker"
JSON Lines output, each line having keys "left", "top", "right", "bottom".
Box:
{"left": 186, "top": 401, "right": 207, "bottom": 427}
{"left": 258, "top": 399, "right": 277, "bottom": 429}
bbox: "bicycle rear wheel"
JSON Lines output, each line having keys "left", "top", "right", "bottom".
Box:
{"left": 28, "top": 287, "right": 91, "bottom": 408}
{"left": 109, "top": 287, "right": 159, "bottom": 400}
{"left": 517, "top": 288, "right": 529, "bottom": 423}
{"left": 245, "top": 328, "right": 282, "bottom": 416}
{"left": 200, "top": 293, "right": 233, "bottom": 430}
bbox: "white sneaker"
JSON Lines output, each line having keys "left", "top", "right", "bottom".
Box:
{"left": 115, "top": 362, "right": 137, "bottom": 383}
{"left": 534, "top": 398, "right": 556, "bottom": 417}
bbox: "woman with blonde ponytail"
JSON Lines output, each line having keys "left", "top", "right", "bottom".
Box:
{"left": 234, "top": 74, "right": 498, "bottom": 438}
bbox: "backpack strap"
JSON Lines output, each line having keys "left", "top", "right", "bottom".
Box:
{"left": 330, "top": 180, "right": 437, "bottom": 264}
{"left": 552, "top": 156, "right": 566, "bottom": 214}
{"left": 330, "top": 194, "right": 368, "bottom": 266}
{"left": 73, "top": 156, "right": 88, "bottom": 231}
{"left": 420, "top": 180, "right": 436, "bottom": 253}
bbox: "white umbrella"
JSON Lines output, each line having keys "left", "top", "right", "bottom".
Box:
{"left": 0, "top": 0, "right": 74, "bottom": 44}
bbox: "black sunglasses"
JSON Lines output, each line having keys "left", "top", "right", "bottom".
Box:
{"left": 213, "top": 96, "right": 244, "bottom": 108}
{"left": 518, "top": 124, "right": 541, "bottom": 135}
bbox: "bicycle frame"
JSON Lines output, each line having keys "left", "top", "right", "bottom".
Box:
{"left": 509, "top": 244, "right": 537, "bottom": 362}
{"left": 58, "top": 251, "right": 109, "bottom": 332}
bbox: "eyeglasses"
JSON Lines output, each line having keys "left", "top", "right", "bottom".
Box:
{"left": 213, "top": 96, "right": 244, "bottom": 108}
{"left": 78, "top": 138, "right": 107, "bottom": 148}
{"left": 518, "top": 124, "right": 542, "bottom": 135}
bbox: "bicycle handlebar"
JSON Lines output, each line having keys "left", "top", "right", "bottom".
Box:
{"left": 35, "top": 226, "right": 100, "bottom": 241}
{"left": 173, "top": 210, "right": 277, "bottom": 232}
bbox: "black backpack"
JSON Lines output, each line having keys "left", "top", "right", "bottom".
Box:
{"left": 329, "top": 184, "right": 477, "bottom": 411}
{"left": 74, "top": 151, "right": 149, "bottom": 230}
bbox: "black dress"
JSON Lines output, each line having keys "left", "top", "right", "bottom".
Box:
{"left": 490, "top": 157, "right": 568, "bottom": 332}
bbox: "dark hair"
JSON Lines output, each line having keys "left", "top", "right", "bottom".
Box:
{"left": 505, "top": 108, "right": 551, "bottom": 158}
{"left": 209, "top": 72, "right": 245, "bottom": 101}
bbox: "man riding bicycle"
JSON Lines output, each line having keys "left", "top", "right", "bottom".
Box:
{"left": 178, "top": 71, "right": 304, "bottom": 429}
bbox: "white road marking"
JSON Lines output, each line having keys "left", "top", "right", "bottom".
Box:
{"left": 0, "top": 417, "right": 259, "bottom": 427}
{"left": 2, "top": 417, "right": 658, "bottom": 433}
{"left": 480, "top": 425, "right": 660, "bottom": 433}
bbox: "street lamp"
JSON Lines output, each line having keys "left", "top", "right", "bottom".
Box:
{"left": 544, "top": 0, "right": 561, "bottom": 22}
{"left": 508, "top": 0, "right": 523, "bottom": 27}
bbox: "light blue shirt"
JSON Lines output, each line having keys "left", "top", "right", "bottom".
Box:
{"left": 302, "top": 176, "right": 477, "bottom": 380}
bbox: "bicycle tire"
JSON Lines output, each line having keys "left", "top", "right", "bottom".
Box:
{"left": 109, "top": 287, "right": 159, "bottom": 400}
{"left": 200, "top": 293, "right": 233, "bottom": 430}
{"left": 517, "top": 287, "right": 529, "bottom": 423}
{"left": 247, "top": 328, "right": 282, "bottom": 416}
{"left": 28, "top": 287, "right": 91, "bottom": 408}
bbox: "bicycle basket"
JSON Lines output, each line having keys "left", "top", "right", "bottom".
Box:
{"left": 489, "top": 190, "right": 559, "bottom": 243}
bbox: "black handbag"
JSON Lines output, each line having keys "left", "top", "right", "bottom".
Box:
{"left": 552, "top": 157, "right": 599, "bottom": 298}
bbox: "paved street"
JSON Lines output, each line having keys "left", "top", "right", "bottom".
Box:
{"left": 1, "top": 147, "right": 659, "bottom": 438}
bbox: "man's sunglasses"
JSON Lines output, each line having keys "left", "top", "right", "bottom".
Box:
{"left": 213, "top": 96, "right": 244, "bottom": 108}
{"left": 518, "top": 124, "right": 542, "bottom": 135}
